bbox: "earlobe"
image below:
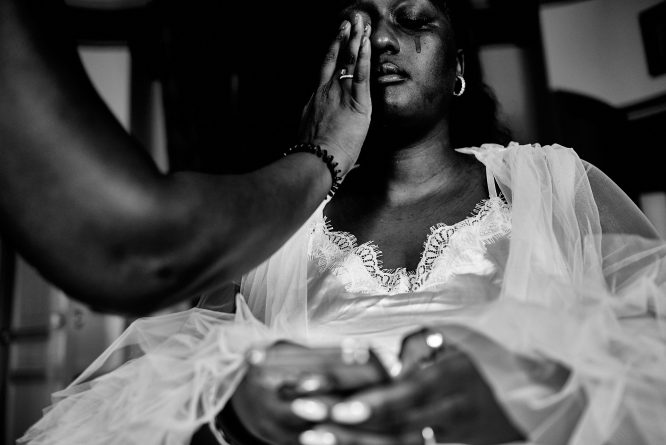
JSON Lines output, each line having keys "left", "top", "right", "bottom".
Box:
{"left": 456, "top": 49, "right": 465, "bottom": 77}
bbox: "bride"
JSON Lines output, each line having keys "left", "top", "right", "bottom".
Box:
{"left": 21, "top": 1, "right": 666, "bottom": 444}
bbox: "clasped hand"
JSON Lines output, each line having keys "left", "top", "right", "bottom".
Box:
{"left": 227, "top": 329, "right": 524, "bottom": 445}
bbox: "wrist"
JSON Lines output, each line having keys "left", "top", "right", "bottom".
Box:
{"left": 284, "top": 143, "right": 345, "bottom": 197}
{"left": 318, "top": 143, "right": 356, "bottom": 176}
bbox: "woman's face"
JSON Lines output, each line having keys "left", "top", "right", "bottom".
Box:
{"left": 337, "top": 0, "right": 460, "bottom": 126}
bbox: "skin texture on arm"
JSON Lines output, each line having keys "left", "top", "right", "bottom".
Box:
{"left": 0, "top": 0, "right": 370, "bottom": 315}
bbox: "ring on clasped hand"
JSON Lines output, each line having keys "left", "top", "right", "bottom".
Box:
{"left": 338, "top": 68, "right": 354, "bottom": 80}
{"left": 414, "top": 329, "right": 447, "bottom": 369}
{"left": 425, "top": 331, "right": 445, "bottom": 351}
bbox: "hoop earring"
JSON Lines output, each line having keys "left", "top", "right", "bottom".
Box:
{"left": 453, "top": 75, "right": 466, "bottom": 97}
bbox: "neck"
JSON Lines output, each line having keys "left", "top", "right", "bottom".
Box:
{"left": 347, "top": 120, "right": 483, "bottom": 206}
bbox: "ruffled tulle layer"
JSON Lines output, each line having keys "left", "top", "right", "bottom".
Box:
{"left": 20, "top": 143, "right": 666, "bottom": 445}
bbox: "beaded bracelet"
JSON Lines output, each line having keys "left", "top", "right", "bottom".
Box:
{"left": 283, "top": 143, "right": 343, "bottom": 197}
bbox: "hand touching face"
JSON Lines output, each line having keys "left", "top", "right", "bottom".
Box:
{"left": 298, "top": 14, "right": 372, "bottom": 175}
{"left": 336, "top": 0, "right": 461, "bottom": 127}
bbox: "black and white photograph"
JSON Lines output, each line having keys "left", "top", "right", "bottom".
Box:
{"left": 1, "top": 0, "right": 666, "bottom": 444}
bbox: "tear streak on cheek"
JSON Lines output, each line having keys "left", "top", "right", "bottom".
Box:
{"left": 414, "top": 36, "right": 422, "bottom": 53}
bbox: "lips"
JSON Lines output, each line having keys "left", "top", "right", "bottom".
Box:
{"left": 373, "top": 62, "right": 407, "bottom": 85}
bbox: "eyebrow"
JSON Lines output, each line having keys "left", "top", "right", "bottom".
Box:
{"left": 336, "top": 0, "right": 430, "bottom": 15}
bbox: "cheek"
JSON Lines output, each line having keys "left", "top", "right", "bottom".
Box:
{"left": 412, "top": 43, "right": 452, "bottom": 105}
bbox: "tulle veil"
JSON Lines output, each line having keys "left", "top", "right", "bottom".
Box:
{"left": 19, "top": 143, "right": 666, "bottom": 445}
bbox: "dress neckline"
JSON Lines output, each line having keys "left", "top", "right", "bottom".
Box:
{"left": 314, "top": 196, "right": 509, "bottom": 293}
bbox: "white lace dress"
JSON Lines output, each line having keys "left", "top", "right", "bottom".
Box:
{"left": 20, "top": 143, "right": 666, "bottom": 445}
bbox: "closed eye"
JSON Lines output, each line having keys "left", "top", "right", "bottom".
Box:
{"left": 394, "top": 6, "right": 438, "bottom": 31}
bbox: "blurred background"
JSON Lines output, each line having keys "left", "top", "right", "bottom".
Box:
{"left": 1, "top": 0, "right": 665, "bottom": 443}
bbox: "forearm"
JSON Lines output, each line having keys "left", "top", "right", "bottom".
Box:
{"left": 146, "top": 155, "right": 330, "bottom": 312}
{"left": 0, "top": 0, "right": 332, "bottom": 314}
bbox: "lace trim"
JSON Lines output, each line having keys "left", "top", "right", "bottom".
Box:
{"left": 309, "top": 197, "right": 511, "bottom": 294}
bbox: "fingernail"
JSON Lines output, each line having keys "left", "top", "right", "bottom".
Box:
{"left": 291, "top": 398, "right": 329, "bottom": 422}
{"left": 389, "top": 361, "right": 403, "bottom": 378}
{"left": 422, "top": 427, "right": 436, "bottom": 445}
{"left": 246, "top": 348, "right": 266, "bottom": 365}
{"left": 295, "top": 374, "right": 330, "bottom": 393}
{"left": 341, "top": 338, "right": 369, "bottom": 365}
{"left": 331, "top": 400, "right": 371, "bottom": 424}
{"left": 337, "top": 21, "right": 350, "bottom": 40}
{"left": 353, "top": 13, "right": 360, "bottom": 25}
{"left": 364, "top": 23, "right": 371, "bottom": 35}
{"left": 299, "top": 429, "right": 337, "bottom": 445}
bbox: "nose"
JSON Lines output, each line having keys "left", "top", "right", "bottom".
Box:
{"left": 371, "top": 19, "right": 399, "bottom": 54}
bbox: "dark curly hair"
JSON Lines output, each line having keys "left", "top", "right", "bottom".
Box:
{"left": 436, "top": 0, "right": 512, "bottom": 147}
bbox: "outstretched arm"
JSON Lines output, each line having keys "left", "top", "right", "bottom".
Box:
{"left": 0, "top": 0, "right": 371, "bottom": 314}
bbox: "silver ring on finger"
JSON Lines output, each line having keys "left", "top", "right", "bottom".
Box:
{"left": 338, "top": 68, "right": 354, "bottom": 81}
{"left": 425, "top": 331, "right": 445, "bottom": 352}
{"left": 420, "top": 330, "right": 447, "bottom": 368}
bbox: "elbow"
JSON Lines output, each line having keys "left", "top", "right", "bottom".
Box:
{"left": 47, "top": 178, "right": 237, "bottom": 315}
{"left": 101, "top": 248, "right": 236, "bottom": 316}
{"left": 54, "top": 255, "right": 188, "bottom": 316}
{"left": 65, "top": 255, "right": 202, "bottom": 316}
{"left": 65, "top": 187, "right": 204, "bottom": 314}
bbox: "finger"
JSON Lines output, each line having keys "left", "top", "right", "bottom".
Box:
{"left": 341, "top": 14, "right": 364, "bottom": 87}
{"left": 260, "top": 345, "right": 360, "bottom": 371}
{"left": 320, "top": 20, "right": 351, "bottom": 86}
{"left": 352, "top": 23, "right": 371, "bottom": 106}
{"left": 231, "top": 385, "right": 307, "bottom": 442}
{"left": 326, "top": 348, "right": 389, "bottom": 392}
{"left": 399, "top": 329, "right": 450, "bottom": 376}
{"left": 281, "top": 355, "right": 390, "bottom": 399}
{"left": 299, "top": 425, "right": 424, "bottom": 445}
{"left": 239, "top": 369, "right": 312, "bottom": 430}
{"left": 398, "top": 329, "right": 430, "bottom": 373}
{"left": 289, "top": 395, "right": 340, "bottom": 423}
{"left": 399, "top": 393, "right": 473, "bottom": 435}
{"left": 259, "top": 345, "right": 389, "bottom": 397}
{"left": 399, "top": 392, "right": 519, "bottom": 445}
{"left": 281, "top": 360, "right": 385, "bottom": 400}
{"left": 248, "top": 343, "right": 312, "bottom": 392}
{"left": 329, "top": 361, "right": 458, "bottom": 430}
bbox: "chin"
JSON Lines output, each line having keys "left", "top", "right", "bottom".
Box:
{"left": 372, "top": 99, "right": 419, "bottom": 126}
{"left": 373, "top": 84, "right": 424, "bottom": 115}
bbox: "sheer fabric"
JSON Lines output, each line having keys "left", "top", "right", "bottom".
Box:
{"left": 310, "top": 197, "right": 511, "bottom": 295}
{"left": 20, "top": 143, "right": 666, "bottom": 445}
